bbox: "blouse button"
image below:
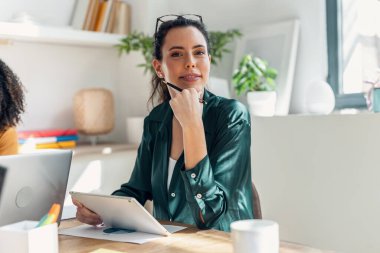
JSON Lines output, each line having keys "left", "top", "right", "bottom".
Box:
{"left": 171, "top": 192, "right": 176, "bottom": 197}
{"left": 191, "top": 173, "right": 196, "bottom": 179}
{"left": 196, "top": 193, "right": 202, "bottom": 199}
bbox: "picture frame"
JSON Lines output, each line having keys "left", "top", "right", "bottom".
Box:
{"left": 233, "top": 19, "right": 300, "bottom": 115}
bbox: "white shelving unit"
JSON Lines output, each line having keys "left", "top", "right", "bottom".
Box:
{"left": 0, "top": 21, "right": 125, "bottom": 47}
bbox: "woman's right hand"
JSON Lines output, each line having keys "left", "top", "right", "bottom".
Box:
{"left": 72, "top": 197, "right": 103, "bottom": 226}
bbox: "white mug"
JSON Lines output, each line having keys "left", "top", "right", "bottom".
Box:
{"left": 230, "top": 219, "right": 279, "bottom": 253}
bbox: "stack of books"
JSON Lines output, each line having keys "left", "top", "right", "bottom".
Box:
{"left": 18, "top": 129, "right": 79, "bottom": 150}
{"left": 71, "top": 0, "right": 131, "bottom": 34}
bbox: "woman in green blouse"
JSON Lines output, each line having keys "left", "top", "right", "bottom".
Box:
{"left": 74, "top": 14, "right": 255, "bottom": 232}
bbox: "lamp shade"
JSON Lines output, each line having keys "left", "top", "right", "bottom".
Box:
{"left": 73, "top": 88, "right": 115, "bottom": 135}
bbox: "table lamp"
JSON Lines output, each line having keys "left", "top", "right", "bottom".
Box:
{"left": 73, "top": 88, "right": 115, "bottom": 145}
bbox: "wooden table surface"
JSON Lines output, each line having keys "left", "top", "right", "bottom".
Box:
{"left": 59, "top": 219, "right": 334, "bottom": 253}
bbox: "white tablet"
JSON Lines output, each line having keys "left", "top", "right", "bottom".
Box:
{"left": 70, "top": 191, "right": 170, "bottom": 236}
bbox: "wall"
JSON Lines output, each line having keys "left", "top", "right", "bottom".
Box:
{"left": 0, "top": 0, "right": 75, "bottom": 26}
{"left": 0, "top": 42, "right": 125, "bottom": 142}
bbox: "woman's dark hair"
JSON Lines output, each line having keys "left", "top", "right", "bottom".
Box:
{"left": 0, "top": 59, "right": 25, "bottom": 132}
{"left": 149, "top": 16, "right": 211, "bottom": 106}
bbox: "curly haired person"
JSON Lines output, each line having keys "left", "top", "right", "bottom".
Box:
{"left": 0, "top": 59, "right": 25, "bottom": 155}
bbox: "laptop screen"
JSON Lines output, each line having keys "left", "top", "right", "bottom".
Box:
{"left": 0, "top": 150, "right": 72, "bottom": 226}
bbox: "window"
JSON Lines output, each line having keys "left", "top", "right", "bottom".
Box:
{"left": 326, "top": 0, "right": 380, "bottom": 109}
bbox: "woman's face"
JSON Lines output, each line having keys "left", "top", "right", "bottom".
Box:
{"left": 153, "top": 26, "right": 211, "bottom": 94}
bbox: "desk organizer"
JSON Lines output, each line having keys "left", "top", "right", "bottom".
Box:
{"left": 0, "top": 220, "right": 58, "bottom": 253}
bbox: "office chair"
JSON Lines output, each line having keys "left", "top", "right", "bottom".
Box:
{"left": 252, "top": 181, "right": 262, "bottom": 219}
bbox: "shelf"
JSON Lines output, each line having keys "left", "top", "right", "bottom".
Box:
{"left": 0, "top": 21, "right": 126, "bottom": 47}
{"left": 73, "top": 143, "right": 138, "bottom": 156}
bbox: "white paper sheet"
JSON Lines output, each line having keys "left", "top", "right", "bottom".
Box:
{"left": 59, "top": 224, "right": 186, "bottom": 244}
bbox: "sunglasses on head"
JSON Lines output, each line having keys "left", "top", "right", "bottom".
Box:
{"left": 154, "top": 14, "right": 203, "bottom": 36}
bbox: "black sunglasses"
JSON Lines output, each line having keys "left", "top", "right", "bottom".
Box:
{"left": 154, "top": 14, "right": 203, "bottom": 36}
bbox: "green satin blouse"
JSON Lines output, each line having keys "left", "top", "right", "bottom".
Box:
{"left": 113, "top": 90, "right": 254, "bottom": 231}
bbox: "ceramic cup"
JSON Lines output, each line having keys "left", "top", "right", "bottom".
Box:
{"left": 230, "top": 219, "right": 279, "bottom": 253}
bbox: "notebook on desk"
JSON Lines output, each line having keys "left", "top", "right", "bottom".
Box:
{"left": 0, "top": 150, "right": 72, "bottom": 226}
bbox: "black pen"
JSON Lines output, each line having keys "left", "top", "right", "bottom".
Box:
{"left": 163, "top": 80, "right": 207, "bottom": 104}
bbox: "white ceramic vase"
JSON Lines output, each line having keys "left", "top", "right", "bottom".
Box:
{"left": 247, "top": 91, "right": 277, "bottom": 117}
{"left": 305, "top": 81, "right": 335, "bottom": 114}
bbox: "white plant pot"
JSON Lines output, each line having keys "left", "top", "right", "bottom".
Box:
{"left": 247, "top": 91, "right": 277, "bottom": 117}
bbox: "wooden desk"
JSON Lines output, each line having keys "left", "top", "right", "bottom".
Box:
{"left": 59, "top": 220, "right": 333, "bottom": 253}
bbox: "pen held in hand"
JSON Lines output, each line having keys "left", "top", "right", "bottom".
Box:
{"left": 163, "top": 80, "right": 207, "bottom": 104}
{"left": 164, "top": 80, "right": 183, "bottom": 92}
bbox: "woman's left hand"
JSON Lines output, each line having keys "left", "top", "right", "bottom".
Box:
{"left": 169, "top": 88, "right": 203, "bottom": 128}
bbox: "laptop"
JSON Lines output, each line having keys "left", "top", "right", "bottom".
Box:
{"left": 0, "top": 150, "right": 72, "bottom": 226}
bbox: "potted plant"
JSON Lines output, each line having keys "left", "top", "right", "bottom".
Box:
{"left": 116, "top": 29, "right": 242, "bottom": 75}
{"left": 232, "top": 54, "right": 278, "bottom": 116}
